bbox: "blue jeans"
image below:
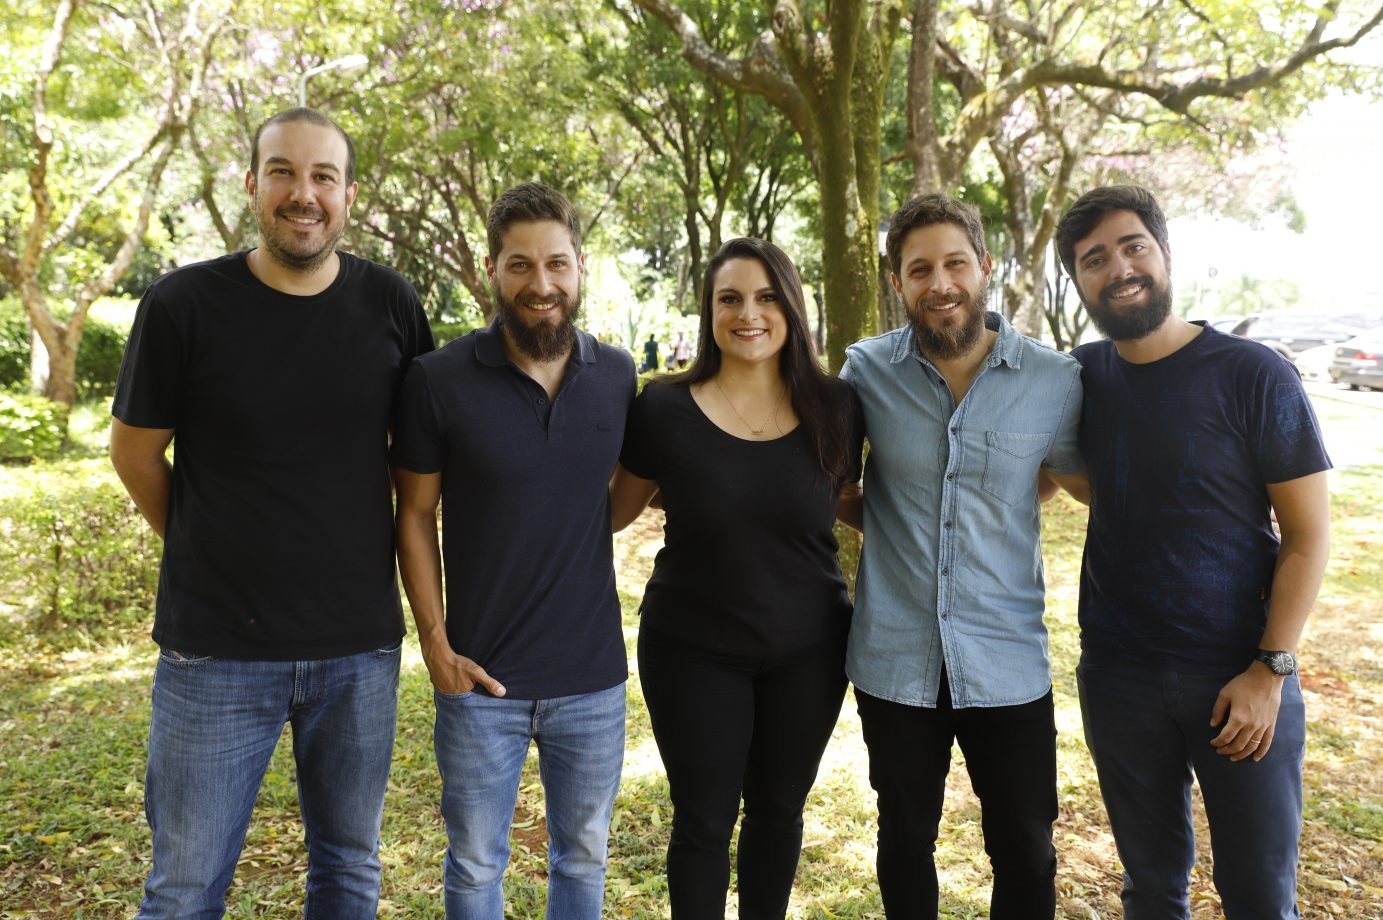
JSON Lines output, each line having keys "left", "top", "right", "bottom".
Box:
{"left": 433, "top": 683, "right": 626, "bottom": 920}
{"left": 1078, "top": 662, "right": 1305, "bottom": 919}
{"left": 137, "top": 643, "right": 401, "bottom": 920}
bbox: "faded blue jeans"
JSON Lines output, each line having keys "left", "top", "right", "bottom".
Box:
{"left": 433, "top": 683, "right": 626, "bottom": 920}
{"left": 1078, "top": 662, "right": 1305, "bottom": 919}
{"left": 137, "top": 643, "right": 401, "bottom": 919}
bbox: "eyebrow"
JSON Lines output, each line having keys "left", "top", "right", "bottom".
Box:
{"left": 906, "top": 250, "right": 970, "bottom": 267}
{"left": 1077, "top": 233, "right": 1148, "bottom": 264}
{"left": 264, "top": 156, "right": 341, "bottom": 174}
{"left": 716, "top": 285, "right": 775, "bottom": 295}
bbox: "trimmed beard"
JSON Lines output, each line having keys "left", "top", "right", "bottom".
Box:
{"left": 254, "top": 193, "right": 343, "bottom": 274}
{"left": 908, "top": 286, "right": 988, "bottom": 361}
{"left": 1085, "top": 275, "right": 1173, "bottom": 342}
{"left": 497, "top": 289, "right": 581, "bottom": 362}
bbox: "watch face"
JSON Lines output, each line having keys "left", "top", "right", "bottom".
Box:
{"left": 1262, "top": 651, "right": 1296, "bottom": 675}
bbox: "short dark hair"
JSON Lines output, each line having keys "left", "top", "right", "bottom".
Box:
{"left": 249, "top": 107, "right": 356, "bottom": 185}
{"left": 486, "top": 183, "right": 582, "bottom": 262}
{"left": 1055, "top": 185, "right": 1169, "bottom": 279}
{"left": 885, "top": 194, "right": 987, "bottom": 276}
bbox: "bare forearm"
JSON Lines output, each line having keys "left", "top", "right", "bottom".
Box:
{"left": 1260, "top": 528, "right": 1330, "bottom": 652}
{"left": 110, "top": 423, "right": 175, "bottom": 538}
{"left": 396, "top": 508, "right": 447, "bottom": 645}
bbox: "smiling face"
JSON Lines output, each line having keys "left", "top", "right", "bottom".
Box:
{"left": 245, "top": 120, "right": 356, "bottom": 274}
{"left": 1071, "top": 209, "right": 1174, "bottom": 342}
{"left": 709, "top": 257, "right": 788, "bottom": 368}
{"left": 892, "top": 222, "right": 991, "bottom": 361}
{"left": 487, "top": 219, "right": 584, "bottom": 362}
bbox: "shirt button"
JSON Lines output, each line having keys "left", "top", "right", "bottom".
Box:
{"left": 950, "top": 427, "right": 958, "bottom": 435}
{"left": 536, "top": 396, "right": 547, "bottom": 404}
{"left": 941, "top": 567, "right": 950, "bottom": 576}
{"left": 945, "top": 473, "right": 955, "bottom": 481}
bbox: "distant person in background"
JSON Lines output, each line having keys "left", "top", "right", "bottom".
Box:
{"left": 642, "top": 334, "right": 661, "bottom": 372}
{"left": 838, "top": 193, "right": 1085, "bottom": 919}
{"left": 610, "top": 238, "right": 857, "bottom": 919}
{"left": 110, "top": 107, "right": 432, "bottom": 918}
{"left": 673, "top": 331, "right": 692, "bottom": 369}
{"left": 393, "top": 182, "right": 633, "bottom": 919}
{"left": 1054, "top": 184, "right": 1331, "bottom": 918}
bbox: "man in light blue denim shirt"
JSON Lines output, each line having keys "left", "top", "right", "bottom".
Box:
{"left": 838, "top": 194, "right": 1086, "bottom": 919}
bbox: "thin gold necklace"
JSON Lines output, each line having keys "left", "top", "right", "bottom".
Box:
{"left": 714, "top": 377, "right": 785, "bottom": 436}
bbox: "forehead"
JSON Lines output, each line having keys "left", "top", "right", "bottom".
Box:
{"left": 496, "top": 220, "right": 578, "bottom": 260}
{"left": 1076, "top": 209, "right": 1155, "bottom": 253}
{"left": 900, "top": 222, "right": 980, "bottom": 264}
{"left": 713, "top": 257, "right": 771, "bottom": 289}
{"left": 257, "top": 121, "right": 348, "bottom": 172}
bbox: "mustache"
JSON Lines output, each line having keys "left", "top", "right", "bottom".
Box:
{"left": 515, "top": 292, "right": 572, "bottom": 309}
{"left": 276, "top": 207, "right": 326, "bottom": 220}
{"left": 1099, "top": 276, "right": 1155, "bottom": 303}
{"left": 914, "top": 293, "right": 969, "bottom": 310}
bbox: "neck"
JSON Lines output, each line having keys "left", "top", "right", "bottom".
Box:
{"left": 1112, "top": 316, "right": 1202, "bottom": 365}
{"left": 921, "top": 326, "right": 998, "bottom": 404}
{"left": 713, "top": 355, "right": 784, "bottom": 394}
{"left": 247, "top": 248, "right": 341, "bottom": 296}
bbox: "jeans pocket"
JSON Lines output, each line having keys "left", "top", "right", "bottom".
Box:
{"left": 371, "top": 639, "right": 404, "bottom": 657}
{"left": 981, "top": 430, "right": 1052, "bottom": 506}
{"left": 157, "top": 648, "right": 215, "bottom": 668}
{"left": 435, "top": 688, "right": 475, "bottom": 702}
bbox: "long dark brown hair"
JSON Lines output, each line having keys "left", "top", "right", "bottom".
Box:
{"left": 662, "top": 237, "right": 854, "bottom": 489}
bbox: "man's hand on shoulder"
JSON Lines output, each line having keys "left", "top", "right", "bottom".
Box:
{"left": 1209, "top": 662, "right": 1284, "bottom": 762}
{"left": 420, "top": 629, "right": 505, "bottom": 697}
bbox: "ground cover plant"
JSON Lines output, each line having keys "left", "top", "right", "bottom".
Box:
{"left": 1, "top": 388, "right": 1380, "bottom": 918}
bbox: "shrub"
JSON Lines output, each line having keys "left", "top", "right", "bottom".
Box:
{"left": 0, "top": 459, "right": 160, "bottom": 639}
{"left": 0, "top": 297, "right": 130, "bottom": 399}
{"left": 0, "top": 390, "right": 67, "bottom": 461}
{"left": 430, "top": 319, "right": 483, "bottom": 347}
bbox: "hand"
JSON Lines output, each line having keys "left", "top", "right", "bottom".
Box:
{"left": 420, "top": 633, "right": 505, "bottom": 697}
{"left": 1209, "top": 664, "right": 1283, "bottom": 762}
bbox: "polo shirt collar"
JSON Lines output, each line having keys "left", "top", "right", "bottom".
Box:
{"left": 888, "top": 310, "right": 1025, "bottom": 370}
{"left": 475, "top": 315, "right": 598, "bottom": 368}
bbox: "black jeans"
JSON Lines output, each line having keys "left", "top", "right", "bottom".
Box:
{"left": 638, "top": 628, "right": 848, "bottom": 920}
{"left": 856, "top": 670, "right": 1057, "bottom": 919}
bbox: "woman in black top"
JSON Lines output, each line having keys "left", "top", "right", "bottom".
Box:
{"left": 611, "top": 238, "right": 857, "bottom": 919}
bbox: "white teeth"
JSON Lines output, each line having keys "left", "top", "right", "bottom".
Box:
{"left": 733, "top": 329, "right": 765, "bottom": 337}
{"left": 284, "top": 216, "right": 319, "bottom": 225}
{"left": 1112, "top": 285, "right": 1143, "bottom": 299}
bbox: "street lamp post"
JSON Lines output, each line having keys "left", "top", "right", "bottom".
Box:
{"left": 298, "top": 54, "right": 369, "bottom": 107}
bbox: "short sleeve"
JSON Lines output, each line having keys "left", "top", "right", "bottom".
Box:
{"left": 112, "top": 286, "right": 182, "bottom": 428}
{"left": 1041, "top": 363, "right": 1085, "bottom": 475}
{"left": 1250, "top": 358, "right": 1331, "bottom": 484}
{"left": 842, "top": 379, "right": 865, "bottom": 484}
{"left": 618, "top": 384, "right": 662, "bottom": 480}
{"left": 390, "top": 361, "right": 446, "bottom": 473}
{"left": 400, "top": 284, "right": 435, "bottom": 365}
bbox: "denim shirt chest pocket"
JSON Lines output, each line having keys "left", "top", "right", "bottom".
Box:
{"left": 981, "top": 430, "right": 1053, "bottom": 505}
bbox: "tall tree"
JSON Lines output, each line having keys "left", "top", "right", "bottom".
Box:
{"left": 0, "top": 0, "right": 231, "bottom": 408}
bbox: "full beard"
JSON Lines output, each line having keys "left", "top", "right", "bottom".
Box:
{"left": 1085, "top": 276, "right": 1173, "bottom": 342}
{"left": 908, "top": 287, "right": 988, "bottom": 361}
{"left": 256, "top": 197, "right": 343, "bottom": 274}
{"left": 497, "top": 289, "right": 581, "bottom": 362}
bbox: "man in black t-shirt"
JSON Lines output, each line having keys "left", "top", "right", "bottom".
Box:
{"left": 393, "top": 183, "right": 633, "bottom": 918}
{"left": 1053, "top": 186, "right": 1331, "bottom": 918}
{"left": 110, "top": 108, "right": 432, "bottom": 919}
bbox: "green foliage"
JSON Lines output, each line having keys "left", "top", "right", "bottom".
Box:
{"left": 0, "top": 299, "right": 28, "bottom": 389}
{"left": 0, "top": 390, "right": 66, "bottom": 461}
{"left": 0, "top": 298, "right": 130, "bottom": 398}
{"left": 0, "top": 460, "right": 160, "bottom": 638}
{"left": 430, "top": 318, "right": 483, "bottom": 347}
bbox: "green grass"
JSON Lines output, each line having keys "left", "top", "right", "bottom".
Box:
{"left": 2, "top": 400, "right": 1383, "bottom": 917}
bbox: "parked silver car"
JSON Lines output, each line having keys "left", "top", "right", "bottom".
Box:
{"left": 1328, "top": 327, "right": 1383, "bottom": 391}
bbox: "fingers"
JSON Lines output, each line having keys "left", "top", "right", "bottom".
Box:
{"left": 1209, "top": 691, "right": 1229, "bottom": 729}
{"left": 465, "top": 662, "right": 506, "bottom": 698}
{"left": 1252, "top": 727, "right": 1276, "bottom": 762}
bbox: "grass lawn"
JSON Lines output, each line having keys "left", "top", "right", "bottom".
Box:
{"left": 1, "top": 389, "right": 1380, "bottom": 918}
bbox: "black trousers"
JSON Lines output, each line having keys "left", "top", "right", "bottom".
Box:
{"left": 856, "top": 670, "right": 1058, "bottom": 919}
{"left": 638, "top": 628, "right": 848, "bottom": 920}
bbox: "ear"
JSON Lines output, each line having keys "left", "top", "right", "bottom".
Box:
{"left": 889, "top": 272, "right": 903, "bottom": 296}
{"left": 344, "top": 180, "right": 359, "bottom": 209}
{"left": 577, "top": 251, "right": 587, "bottom": 278}
{"left": 485, "top": 256, "right": 497, "bottom": 288}
{"left": 980, "top": 250, "right": 994, "bottom": 281}
{"left": 245, "top": 170, "right": 256, "bottom": 203}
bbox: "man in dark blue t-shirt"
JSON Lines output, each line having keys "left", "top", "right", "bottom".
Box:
{"left": 1052, "top": 185, "right": 1331, "bottom": 919}
{"left": 392, "top": 183, "right": 634, "bottom": 918}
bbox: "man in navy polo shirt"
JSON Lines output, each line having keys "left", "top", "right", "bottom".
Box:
{"left": 392, "top": 183, "right": 634, "bottom": 919}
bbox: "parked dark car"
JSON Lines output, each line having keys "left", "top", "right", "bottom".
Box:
{"left": 1229, "top": 312, "right": 1382, "bottom": 361}
{"left": 1328, "top": 328, "right": 1383, "bottom": 391}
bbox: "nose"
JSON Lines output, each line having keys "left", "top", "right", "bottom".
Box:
{"left": 529, "top": 265, "right": 558, "bottom": 297}
{"left": 1107, "top": 251, "right": 1137, "bottom": 279}
{"left": 927, "top": 269, "right": 952, "bottom": 295}
{"left": 735, "top": 295, "right": 759, "bottom": 320}
{"left": 287, "top": 173, "right": 316, "bottom": 205}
